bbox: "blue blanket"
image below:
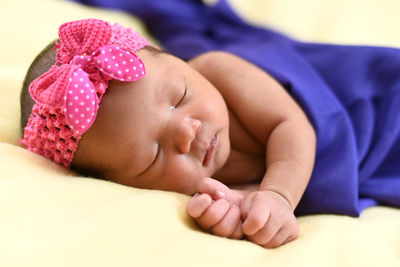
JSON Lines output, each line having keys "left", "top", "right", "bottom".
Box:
{"left": 73, "top": 0, "right": 400, "bottom": 216}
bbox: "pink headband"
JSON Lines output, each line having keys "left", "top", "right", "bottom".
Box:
{"left": 21, "top": 18, "right": 148, "bottom": 167}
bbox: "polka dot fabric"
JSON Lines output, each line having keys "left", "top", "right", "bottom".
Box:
{"left": 90, "top": 45, "right": 145, "bottom": 82}
{"left": 21, "top": 18, "right": 148, "bottom": 167}
{"left": 65, "top": 45, "right": 145, "bottom": 134}
{"left": 64, "top": 68, "right": 98, "bottom": 135}
{"left": 29, "top": 64, "right": 78, "bottom": 109}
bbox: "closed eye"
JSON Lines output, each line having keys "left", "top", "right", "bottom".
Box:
{"left": 138, "top": 144, "right": 160, "bottom": 176}
{"left": 176, "top": 77, "right": 188, "bottom": 107}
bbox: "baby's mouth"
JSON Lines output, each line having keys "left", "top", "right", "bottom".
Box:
{"left": 202, "top": 134, "right": 217, "bottom": 166}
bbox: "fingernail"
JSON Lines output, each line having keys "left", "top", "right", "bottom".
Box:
{"left": 215, "top": 190, "right": 225, "bottom": 199}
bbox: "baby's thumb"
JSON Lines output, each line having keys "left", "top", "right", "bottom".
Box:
{"left": 197, "top": 177, "right": 225, "bottom": 200}
{"left": 197, "top": 177, "right": 241, "bottom": 205}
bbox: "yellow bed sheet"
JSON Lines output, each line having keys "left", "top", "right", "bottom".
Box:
{"left": 1, "top": 0, "right": 399, "bottom": 266}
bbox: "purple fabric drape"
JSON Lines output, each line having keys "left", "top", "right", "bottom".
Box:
{"left": 72, "top": 0, "right": 400, "bottom": 216}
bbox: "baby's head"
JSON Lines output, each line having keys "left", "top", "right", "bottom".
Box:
{"left": 21, "top": 19, "right": 230, "bottom": 195}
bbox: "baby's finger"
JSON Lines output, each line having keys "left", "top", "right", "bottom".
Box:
{"left": 196, "top": 199, "right": 230, "bottom": 230}
{"left": 247, "top": 219, "right": 280, "bottom": 246}
{"left": 197, "top": 177, "right": 229, "bottom": 200}
{"left": 211, "top": 204, "right": 241, "bottom": 237}
{"left": 282, "top": 233, "right": 298, "bottom": 245}
{"left": 198, "top": 177, "right": 242, "bottom": 206}
{"left": 264, "top": 219, "right": 299, "bottom": 248}
{"left": 239, "top": 193, "right": 255, "bottom": 220}
{"left": 230, "top": 220, "right": 244, "bottom": 240}
{"left": 263, "top": 227, "right": 292, "bottom": 248}
{"left": 187, "top": 193, "right": 213, "bottom": 218}
{"left": 242, "top": 201, "right": 270, "bottom": 236}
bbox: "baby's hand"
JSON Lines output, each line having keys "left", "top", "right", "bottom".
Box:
{"left": 240, "top": 190, "right": 299, "bottom": 248}
{"left": 186, "top": 177, "right": 243, "bottom": 239}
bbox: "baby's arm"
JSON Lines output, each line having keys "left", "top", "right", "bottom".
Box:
{"left": 190, "top": 51, "right": 316, "bottom": 248}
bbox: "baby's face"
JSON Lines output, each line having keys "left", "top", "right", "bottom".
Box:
{"left": 73, "top": 49, "right": 230, "bottom": 195}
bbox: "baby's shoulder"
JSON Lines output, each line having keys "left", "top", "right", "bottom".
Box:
{"left": 188, "top": 50, "right": 237, "bottom": 73}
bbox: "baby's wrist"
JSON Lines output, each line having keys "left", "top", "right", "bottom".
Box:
{"left": 260, "top": 187, "right": 295, "bottom": 211}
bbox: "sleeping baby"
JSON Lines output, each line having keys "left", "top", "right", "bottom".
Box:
{"left": 20, "top": 18, "right": 316, "bottom": 248}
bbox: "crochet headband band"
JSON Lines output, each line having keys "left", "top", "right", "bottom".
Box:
{"left": 21, "top": 18, "right": 149, "bottom": 167}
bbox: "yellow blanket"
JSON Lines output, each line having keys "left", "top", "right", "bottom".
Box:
{"left": 1, "top": 0, "right": 399, "bottom": 266}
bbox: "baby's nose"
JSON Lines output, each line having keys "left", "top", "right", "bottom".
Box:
{"left": 174, "top": 117, "right": 201, "bottom": 154}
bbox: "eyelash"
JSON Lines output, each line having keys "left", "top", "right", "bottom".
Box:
{"left": 153, "top": 144, "right": 160, "bottom": 165}
{"left": 175, "top": 84, "right": 187, "bottom": 107}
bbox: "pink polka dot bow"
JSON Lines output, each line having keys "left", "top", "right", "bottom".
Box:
{"left": 29, "top": 19, "right": 146, "bottom": 135}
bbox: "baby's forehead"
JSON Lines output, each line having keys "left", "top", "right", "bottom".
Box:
{"left": 98, "top": 52, "right": 185, "bottom": 129}
{"left": 122, "top": 51, "right": 186, "bottom": 92}
{"left": 93, "top": 49, "right": 188, "bottom": 129}
{"left": 109, "top": 53, "right": 178, "bottom": 93}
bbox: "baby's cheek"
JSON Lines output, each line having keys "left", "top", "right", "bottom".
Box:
{"left": 161, "top": 159, "right": 205, "bottom": 195}
{"left": 169, "top": 176, "right": 200, "bottom": 196}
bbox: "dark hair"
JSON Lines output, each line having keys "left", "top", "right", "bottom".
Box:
{"left": 20, "top": 40, "right": 57, "bottom": 135}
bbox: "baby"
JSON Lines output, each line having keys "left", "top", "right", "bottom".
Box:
{"left": 20, "top": 19, "right": 316, "bottom": 248}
